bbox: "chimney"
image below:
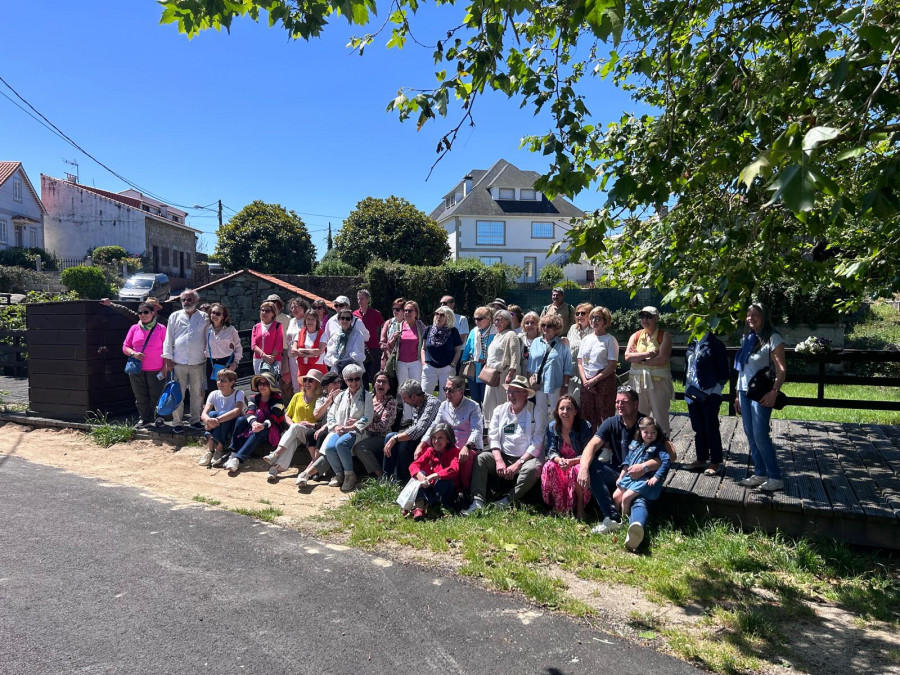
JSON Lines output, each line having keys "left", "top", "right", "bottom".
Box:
{"left": 463, "top": 175, "right": 473, "bottom": 196}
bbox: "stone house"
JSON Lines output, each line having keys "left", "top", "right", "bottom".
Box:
{"left": 41, "top": 174, "right": 199, "bottom": 280}
{"left": 0, "top": 161, "right": 46, "bottom": 250}
{"left": 190, "top": 269, "right": 335, "bottom": 329}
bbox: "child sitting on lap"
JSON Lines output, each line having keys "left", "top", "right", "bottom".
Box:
{"left": 613, "top": 416, "right": 670, "bottom": 516}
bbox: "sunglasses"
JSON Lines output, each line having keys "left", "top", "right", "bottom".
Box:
{"left": 211, "top": 311, "right": 223, "bottom": 316}
{"left": 590, "top": 316, "right": 604, "bottom": 322}
{"left": 334, "top": 303, "right": 348, "bottom": 308}
{"left": 639, "top": 313, "right": 653, "bottom": 319}
{"left": 474, "top": 316, "right": 487, "bottom": 321}
{"left": 443, "top": 387, "right": 459, "bottom": 393}
{"left": 339, "top": 316, "right": 352, "bottom": 321}
{"left": 344, "top": 376, "right": 361, "bottom": 382}
{"left": 393, "top": 307, "right": 403, "bottom": 312}
{"left": 403, "top": 309, "right": 415, "bottom": 314}
{"left": 302, "top": 378, "right": 318, "bottom": 383}
{"left": 260, "top": 309, "right": 273, "bottom": 313}
{"left": 258, "top": 382, "right": 270, "bottom": 387}
{"left": 441, "top": 300, "right": 454, "bottom": 305}
{"left": 575, "top": 311, "right": 587, "bottom": 316}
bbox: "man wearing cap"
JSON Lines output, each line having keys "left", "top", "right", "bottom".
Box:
{"left": 353, "top": 289, "right": 384, "bottom": 386}
{"left": 322, "top": 295, "right": 370, "bottom": 345}
{"left": 162, "top": 289, "right": 209, "bottom": 433}
{"left": 541, "top": 287, "right": 576, "bottom": 336}
{"left": 463, "top": 375, "right": 544, "bottom": 512}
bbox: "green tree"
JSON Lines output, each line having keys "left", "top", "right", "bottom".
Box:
{"left": 60, "top": 267, "right": 110, "bottom": 299}
{"left": 215, "top": 200, "right": 316, "bottom": 274}
{"left": 334, "top": 196, "right": 449, "bottom": 270}
{"left": 162, "top": 0, "right": 900, "bottom": 330}
{"left": 538, "top": 264, "right": 565, "bottom": 289}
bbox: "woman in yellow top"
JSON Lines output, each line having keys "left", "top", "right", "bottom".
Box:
{"left": 624, "top": 306, "right": 674, "bottom": 435}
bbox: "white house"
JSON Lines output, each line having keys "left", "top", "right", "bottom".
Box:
{"left": 429, "top": 159, "right": 595, "bottom": 283}
{"left": 41, "top": 175, "right": 200, "bottom": 280}
{"left": 0, "top": 162, "right": 46, "bottom": 251}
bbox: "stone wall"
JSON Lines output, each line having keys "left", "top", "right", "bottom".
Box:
{"left": 195, "top": 274, "right": 314, "bottom": 330}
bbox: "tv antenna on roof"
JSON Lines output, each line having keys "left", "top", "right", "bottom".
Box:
{"left": 63, "top": 158, "right": 79, "bottom": 183}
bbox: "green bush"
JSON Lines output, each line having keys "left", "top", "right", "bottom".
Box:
{"left": 755, "top": 281, "right": 847, "bottom": 325}
{"left": 91, "top": 245, "right": 128, "bottom": 265}
{"left": 0, "top": 265, "right": 42, "bottom": 293}
{"left": 365, "top": 258, "right": 510, "bottom": 318}
{"left": 0, "top": 247, "right": 59, "bottom": 271}
{"left": 556, "top": 279, "right": 581, "bottom": 291}
{"left": 313, "top": 257, "right": 359, "bottom": 276}
{"left": 538, "top": 263, "right": 565, "bottom": 288}
{"left": 61, "top": 266, "right": 110, "bottom": 299}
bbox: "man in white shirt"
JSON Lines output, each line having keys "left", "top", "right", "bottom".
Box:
{"left": 162, "top": 289, "right": 209, "bottom": 433}
{"left": 464, "top": 376, "right": 543, "bottom": 512}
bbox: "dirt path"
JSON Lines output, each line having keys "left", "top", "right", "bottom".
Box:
{"left": 2, "top": 423, "right": 898, "bottom": 675}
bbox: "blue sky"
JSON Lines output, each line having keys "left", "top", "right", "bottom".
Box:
{"left": 1, "top": 1, "right": 645, "bottom": 257}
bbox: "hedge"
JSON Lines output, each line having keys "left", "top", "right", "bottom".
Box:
{"left": 61, "top": 266, "right": 110, "bottom": 299}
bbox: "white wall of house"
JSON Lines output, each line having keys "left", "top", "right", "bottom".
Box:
{"left": 0, "top": 167, "right": 44, "bottom": 250}
{"left": 42, "top": 176, "right": 146, "bottom": 259}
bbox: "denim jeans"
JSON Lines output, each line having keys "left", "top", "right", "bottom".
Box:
{"left": 739, "top": 390, "right": 781, "bottom": 480}
{"left": 687, "top": 393, "right": 724, "bottom": 464}
{"left": 230, "top": 416, "right": 267, "bottom": 463}
{"left": 416, "top": 479, "right": 458, "bottom": 508}
{"left": 589, "top": 458, "right": 650, "bottom": 525}
{"left": 207, "top": 411, "right": 235, "bottom": 449}
{"left": 323, "top": 431, "right": 358, "bottom": 475}
{"left": 382, "top": 432, "right": 416, "bottom": 482}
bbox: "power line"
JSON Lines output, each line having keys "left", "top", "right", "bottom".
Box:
{"left": 0, "top": 73, "right": 196, "bottom": 211}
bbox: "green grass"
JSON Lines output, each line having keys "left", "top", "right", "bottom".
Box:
{"left": 328, "top": 481, "right": 900, "bottom": 674}
{"left": 228, "top": 505, "right": 283, "bottom": 522}
{"left": 86, "top": 411, "right": 134, "bottom": 447}
{"left": 192, "top": 495, "right": 222, "bottom": 506}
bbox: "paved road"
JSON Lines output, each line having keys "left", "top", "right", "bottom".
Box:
{"left": 0, "top": 455, "right": 700, "bottom": 674}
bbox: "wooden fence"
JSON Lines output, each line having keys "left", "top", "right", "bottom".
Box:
{"left": 0, "top": 329, "right": 27, "bottom": 377}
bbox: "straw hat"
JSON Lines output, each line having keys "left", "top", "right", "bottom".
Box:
{"left": 503, "top": 375, "right": 535, "bottom": 398}
{"left": 251, "top": 371, "right": 281, "bottom": 393}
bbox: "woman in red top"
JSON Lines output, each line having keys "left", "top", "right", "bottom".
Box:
{"left": 292, "top": 309, "right": 326, "bottom": 379}
{"left": 251, "top": 301, "right": 284, "bottom": 376}
{"left": 405, "top": 423, "right": 461, "bottom": 520}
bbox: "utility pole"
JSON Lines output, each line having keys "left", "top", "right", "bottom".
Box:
{"left": 218, "top": 200, "right": 223, "bottom": 228}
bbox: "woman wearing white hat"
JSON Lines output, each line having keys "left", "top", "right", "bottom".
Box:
{"left": 625, "top": 306, "right": 674, "bottom": 435}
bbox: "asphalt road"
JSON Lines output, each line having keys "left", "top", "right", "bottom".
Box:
{"left": 0, "top": 454, "right": 701, "bottom": 674}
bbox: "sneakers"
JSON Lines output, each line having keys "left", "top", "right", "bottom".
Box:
{"left": 190, "top": 421, "right": 204, "bottom": 430}
{"left": 598, "top": 447, "right": 612, "bottom": 463}
{"left": 759, "top": 478, "right": 784, "bottom": 492}
{"left": 198, "top": 450, "right": 214, "bottom": 466}
{"left": 328, "top": 473, "right": 344, "bottom": 488}
{"left": 295, "top": 471, "right": 311, "bottom": 487}
{"left": 738, "top": 475, "right": 767, "bottom": 487}
{"left": 224, "top": 456, "right": 240, "bottom": 472}
{"left": 683, "top": 460, "right": 707, "bottom": 472}
{"left": 211, "top": 452, "right": 228, "bottom": 468}
{"left": 172, "top": 425, "right": 185, "bottom": 435}
{"left": 263, "top": 451, "right": 279, "bottom": 466}
{"left": 591, "top": 517, "right": 623, "bottom": 535}
{"left": 462, "top": 498, "right": 485, "bottom": 515}
{"left": 492, "top": 496, "right": 512, "bottom": 510}
{"left": 341, "top": 473, "right": 357, "bottom": 493}
{"left": 412, "top": 507, "right": 426, "bottom": 521}
{"left": 154, "top": 417, "right": 165, "bottom": 428}
{"left": 625, "top": 521, "right": 645, "bottom": 551}
{"left": 267, "top": 467, "right": 280, "bottom": 484}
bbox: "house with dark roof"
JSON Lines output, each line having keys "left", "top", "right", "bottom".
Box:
{"left": 41, "top": 174, "right": 200, "bottom": 279}
{"left": 429, "top": 159, "right": 594, "bottom": 283}
{"left": 0, "top": 162, "right": 46, "bottom": 251}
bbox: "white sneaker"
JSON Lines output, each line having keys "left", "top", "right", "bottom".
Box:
{"left": 262, "top": 451, "right": 279, "bottom": 466}
{"left": 591, "top": 517, "right": 623, "bottom": 535}
{"left": 198, "top": 450, "right": 213, "bottom": 466}
{"left": 598, "top": 448, "right": 612, "bottom": 463}
{"left": 625, "top": 521, "right": 645, "bottom": 551}
{"left": 211, "top": 450, "right": 223, "bottom": 465}
{"left": 492, "top": 496, "right": 512, "bottom": 510}
{"left": 295, "top": 471, "right": 311, "bottom": 487}
{"left": 738, "top": 475, "right": 767, "bottom": 487}
{"left": 224, "top": 457, "right": 240, "bottom": 472}
{"left": 267, "top": 466, "right": 279, "bottom": 483}
{"left": 328, "top": 473, "right": 344, "bottom": 488}
{"left": 462, "top": 498, "right": 485, "bottom": 515}
{"left": 759, "top": 478, "right": 784, "bottom": 492}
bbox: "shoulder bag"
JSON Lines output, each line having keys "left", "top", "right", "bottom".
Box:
{"left": 746, "top": 342, "right": 788, "bottom": 410}
{"left": 208, "top": 330, "right": 235, "bottom": 381}
{"left": 125, "top": 323, "right": 158, "bottom": 375}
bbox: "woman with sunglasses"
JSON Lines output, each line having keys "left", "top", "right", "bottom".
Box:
{"left": 264, "top": 368, "right": 325, "bottom": 482}
{"left": 221, "top": 371, "right": 286, "bottom": 474}
{"left": 320, "top": 363, "right": 374, "bottom": 492}
{"left": 206, "top": 303, "right": 243, "bottom": 383}
{"left": 251, "top": 301, "right": 284, "bottom": 376}
{"left": 122, "top": 301, "right": 167, "bottom": 428}
{"left": 578, "top": 306, "right": 620, "bottom": 428}
{"left": 292, "top": 309, "right": 326, "bottom": 380}
{"left": 481, "top": 309, "right": 521, "bottom": 425}
{"left": 625, "top": 306, "right": 674, "bottom": 435}
{"left": 312, "top": 300, "right": 330, "bottom": 329}
{"left": 351, "top": 371, "right": 398, "bottom": 479}
{"left": 284, "top": 297, "right": 311, "bottom": 392}
{"left": 379, "top": 297, "right": 407, "bottom": 371}
{"left": 395, "top": 301, "right": 428, "bottom": 424}
{"left": 421, "top": 305, "right": 463, "bottom": 401}
{"left": 460, "top": 306, "right": 495, "bottom": 405}
{"left": 324, "top": 309, "right": 365, "bottom": 373}
{"left": 566, "top": 303, "right": 594, "bottom": 401}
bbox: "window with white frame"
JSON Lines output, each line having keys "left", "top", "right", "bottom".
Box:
{"left": 532, "top": 221, "right": 554, "bottom": 238}
{"left": 13, "top": 179, "right": 22, "bottom": 202}
{"left": 498, "top": 187, "right": 515, "bottom": 200}
{"left": 0, "top": 219, "right": 7, "bottom": 244}
{"left": 480, "top": 256, "right": 502, "bottom": 266}
{"left": 476, "top": 220, "right": 505, "bottom": 245}
{"left": 520, "top": 188, "right": 537, "bottom": 200}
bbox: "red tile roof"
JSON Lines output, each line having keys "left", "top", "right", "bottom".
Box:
{"left": 72, "top": 182, "right": 143, "bottom": 209}
{"left": 190, "top": 269, "right": 335, "bottom": 308}
{"left": 0, "top": 161, "right": 47, "bottom": 214}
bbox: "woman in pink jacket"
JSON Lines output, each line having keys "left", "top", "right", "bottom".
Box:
{"left": 122, "top": 301, "right": 168, "bottom": 428}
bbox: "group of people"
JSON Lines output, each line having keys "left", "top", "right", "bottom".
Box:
{"left": 120, "top": 285, "right": 788, "bottom": 551}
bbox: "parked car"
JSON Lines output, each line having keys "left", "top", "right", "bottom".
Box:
{"left": 118, "top": 273, "right": 170, "bottom": 302}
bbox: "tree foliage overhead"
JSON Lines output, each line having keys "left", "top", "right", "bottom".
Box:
{"left": 215, "top": 200, "right": 316, "bottom": 274}
{"left": 161, "top": 0, "right": 900, "bottom": 330}
{"left": 334, "top": 196, "right": 450, "bottom": 270}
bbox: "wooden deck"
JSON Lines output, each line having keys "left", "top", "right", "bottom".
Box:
{"left": 659, "top": 414, "right": 900, "bottom": 549}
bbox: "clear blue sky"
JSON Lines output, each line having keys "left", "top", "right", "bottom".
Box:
{"left": 1, "top": 1, "right": 646, "bottom": 257}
